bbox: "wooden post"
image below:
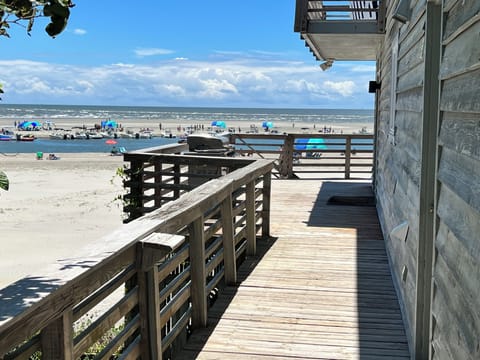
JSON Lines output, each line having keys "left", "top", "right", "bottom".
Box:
{"left": 137, "top": 233, "right": 184, "bottom": 360}
{"left": 345, "top": 136, "right": 352, "bottom": 179}
{"left": 173, "top": 163, "right": 181, "bottom": 199}
{"left": 221, "top": 193, "right": 237, "bottom": 284}
{"left": 284, "top": 135, "right": 295, "bottom": 178}
{"left": 246, "top": 181, "right": 257, "bottom": 255}
{"left": 41, "top": 309, "right": 74, "bottom": 360}
{"left": 127, "top": 159, "right": 144, "bottom": 222}
{"left": 415, "top": 3, "right": 442, "bottom": 359}
{"left": 189, "top": 216, "right": 208, "bottom": 328}
{"left": 262, "top": 171, "right": 271, "bottom": 238}
{"left": 137, "top": 243, "right": 163, "bottom": 360}
{"left": 154, "top": 159, "right": 162, "bottom": 210}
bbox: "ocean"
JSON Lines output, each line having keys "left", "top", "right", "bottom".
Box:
{"left": 0, "top": 104, "right": 374, "bottom": 153}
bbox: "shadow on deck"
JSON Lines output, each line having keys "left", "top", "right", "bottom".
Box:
{"left": 178, "top": 180, "right": 409, "bottom": 359}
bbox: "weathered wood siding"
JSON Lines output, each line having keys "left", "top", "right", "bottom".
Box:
{"left": 376, "top": 0, "right": 480, "bottom": 357}
{"left": 375, "top": 0, "right": 426, "bottom": 350}
{"left": 432, "top": 1, "right": 480, "bottom": 358}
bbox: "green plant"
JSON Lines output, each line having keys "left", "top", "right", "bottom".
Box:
{"left": 74, "top": 314, "right": 125, "bottom": 358}
{"left": 0, "top": 170, "right": 8, "bottom": 191}
{"left": 0, "top": 0, "right": 75, "bottom": 38}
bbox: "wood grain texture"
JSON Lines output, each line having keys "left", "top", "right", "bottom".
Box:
{"left": 177, "top": 180, "right": 409, "bottom": 359}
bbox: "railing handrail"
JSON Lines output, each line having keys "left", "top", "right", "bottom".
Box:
{"left": 230, "top": 133, "right": 374, "bottom": 179}
{"left": 295, "top": 0, "right": 386, "bottom": 32}
{"left": 0, "top": 153, "right": 274, "bottom": 359}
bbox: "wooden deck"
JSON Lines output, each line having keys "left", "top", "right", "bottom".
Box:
{"left": 178, "top": 179, "right": 410, "bottom": 359}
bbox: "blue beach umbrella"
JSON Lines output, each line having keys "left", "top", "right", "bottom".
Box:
{"left": 294, "top": 138, "right": 327, "bottom": 151}
{"left": 103, "top": 120, "right": 117, "bottom": 128}
{"left": 211, "top": 120, "right": 226, "bottom": 128}
{"left": 262, "top": 121, "right": 274, "bottom": 129}
{"left": 19, "top": 120, "right": 41, "bottom": 129}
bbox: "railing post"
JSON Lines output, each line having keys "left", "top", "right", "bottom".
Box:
{"left": 345, "top": 136, "right": 352, "bottom": 179}
{"left": 246, "top": 181, "right": 257, "bottom": 255}
{"left": 189, "top": 216, "right": 208, "bottom": 328}
{"left": 137, "top": 246, "right": 163, "bottom": 360}
{"left": 173, "top": 163, "right": 181, "bottom": 199}
{"left": 137, "top": 264, "right": 163, "bottom": 360}
{"left": 136, "top": 233, "right": 184, "bottom": 360}
{"left": 126, "top": 159, "right": 144, "bottom": 222}
{"left": 154, "top": 159, "right": 162, "bottom": 209}
{"left": 221, "top": 193, "right": 237, "bottom": 284}
{"left": 262, "top": 171, "right": 271, "bottom": 238}
{"left": 279, "top": 134, "right": 295, "bottom": 178}
{"left": 40, "top": 309, "right": 74, "bottom": 360}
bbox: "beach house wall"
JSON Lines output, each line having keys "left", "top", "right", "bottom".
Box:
{"left": 375, "top": 0, "right": 480, "bottom": 358}
{"left": 295, "top": 0, "right": 480, "bottom": 358}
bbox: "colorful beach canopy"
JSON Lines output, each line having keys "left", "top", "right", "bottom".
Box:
{"left": 211, "top": 120, "right": 226, "bottom": 128}
{"left": 262, "top": 121, "right": 274, "bottom": 129}
{"left": 102, "top": 120, "right": 118, "bottom": 128}
{"left": 18, "top": 120, "right": 41, "bottom": 129}
{"left": 294, "top": 138, "right": 327, "bottom": 151}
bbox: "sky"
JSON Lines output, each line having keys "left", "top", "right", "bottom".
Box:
{"left": 0, "top": 1, "right": 376, "bottom": 109}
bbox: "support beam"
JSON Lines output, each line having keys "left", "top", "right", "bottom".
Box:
{"left": 415, "top": 3, "right": 442, "bottom": 359}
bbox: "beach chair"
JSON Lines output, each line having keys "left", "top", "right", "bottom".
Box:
{"left": 36, "top": 151, "right": 43, "bottom": 160}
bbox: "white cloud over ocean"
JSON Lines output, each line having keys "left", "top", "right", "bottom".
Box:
{"left": 0, "top": 58, "right": 375, "bottom": 108}
{"left": 134, "top": 48, "right": 175, "bottom": 57}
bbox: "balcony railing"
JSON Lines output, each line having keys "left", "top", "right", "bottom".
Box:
{"left": 0, "top": 146, "right": 273, "bottom": 360}
{"left": 294, "top": 0, "right": 386, "bottom": 61}
{"left": 230, "top": 133, "right": 374, "bottom": 179}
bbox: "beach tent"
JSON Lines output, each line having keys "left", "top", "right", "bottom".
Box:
{"left": 262, "top": 121, "right": 274, "bottom": 129}
{"left": 294, "top": 138, "right": 327, "bottom": 151}
{"left": 211, "top": 120, "right": 226, "bottom": 128}
{"left": 18, "top": 121, "right": 41, "bottom": 129}
{"left": 102, "top": 120, "right": 118, "bottom": 128}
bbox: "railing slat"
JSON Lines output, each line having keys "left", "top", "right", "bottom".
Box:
{"left": 221, "top": 193, "right": 237, "bottom": 284}
{"left": 189, "top": 216, "right": 208, "bottom": 328}
{"left": 41, "top": 309, "right": 74, "bottom": 360}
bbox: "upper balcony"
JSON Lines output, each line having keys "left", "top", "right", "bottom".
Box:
{"left": 294, "top": 0, "right": 386, "bottom": 62}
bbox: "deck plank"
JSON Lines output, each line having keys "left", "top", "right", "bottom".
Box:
{"left": 177, "top": 180, "right": 410, "bottom": 359}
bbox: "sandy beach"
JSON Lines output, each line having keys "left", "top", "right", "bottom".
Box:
{"left": 0, "top": 117, "right": 373, "bottom": 289}
{"left": 1, "top": 116, "right": 373, "bottom": 139}
{"left": 0, "top": 153, "right": 125, "bottom": 288}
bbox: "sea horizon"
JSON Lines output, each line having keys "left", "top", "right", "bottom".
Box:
{"left": 0, "top": 103, "right": 374, "bottom": 125}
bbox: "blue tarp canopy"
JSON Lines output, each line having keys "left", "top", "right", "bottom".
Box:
{"left": 18, "top": 121, "right": 41, "bottom": 129}
{"left": 294, "top": 138, "right": 327, "bottom": 151}
{"left": 262, "top": 121, "right": 274, "bottom": 129}
{"left": 211, "top": 120, "right": 226, "bottom": 128}
{"left": 102, "top": 120, "right": 117, "bottom": 128}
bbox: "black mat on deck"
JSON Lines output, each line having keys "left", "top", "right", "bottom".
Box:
{"left": 327, "top": 195, "right": 375, "bottom": 206}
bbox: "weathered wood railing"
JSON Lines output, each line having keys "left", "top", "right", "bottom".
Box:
{"left": 0, "top": 150, "right": 273, "bottom": 360}
{"left": 230, "top": 133, "right": 374, "bottom": 179}
{"left": 122, "top": 145, "right": 258, "bottom": 222}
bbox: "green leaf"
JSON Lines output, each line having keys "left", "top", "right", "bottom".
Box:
{"left": 45, "top": 14, "right": 67, "bottom": 37}
{"left": 0, "top": 170, "right": 9, "bottom": 191}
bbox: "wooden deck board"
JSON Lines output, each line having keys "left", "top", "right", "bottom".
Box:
{"left": 177, "top": 180, "right": 410, "bottom": 359}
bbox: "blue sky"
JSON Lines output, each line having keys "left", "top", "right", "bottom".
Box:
{"left": 0, "top": 1, "right": 376, "bottom": 109}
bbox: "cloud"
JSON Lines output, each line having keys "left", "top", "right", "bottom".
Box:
{"left": 73, "top": 28, "right": 87, "bottom": 35}
{"left": 0, "top": 58, "right": 375, "bottom": 108}
{"left": 324, "top": 80, "right": 356, "bottom": 97}
{"left": 134, "top": 48, "right": 175, "bottom": 57}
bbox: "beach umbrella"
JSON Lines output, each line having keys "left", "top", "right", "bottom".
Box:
{"left": 262, "top": 121, "right": 274, "bottom": 129}
{"left": 294, "top": 138, "right": 327, "bottom": 151}
{"left": 19, "top": 120, "right": 41, "bottom": 129}
{"left": 211, "top": 120, "right": 226, "bottom": 128}
{"left": 105, "top": 139, "right": 117, "bottom": 145}
{"left": 105, "top": 120, "right": 117, "bottom": 128}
